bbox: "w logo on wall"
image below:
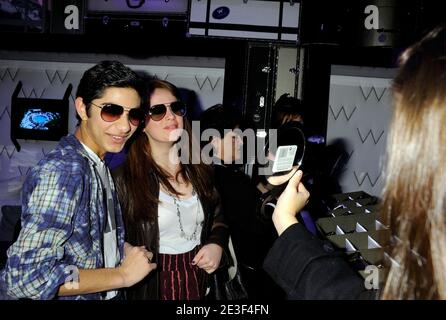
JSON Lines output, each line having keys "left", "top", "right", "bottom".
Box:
{"left": 359, "top": 86, "right": 387, "bottom": 102}
{"left": 354, "top": 171, "right": 381, "bottom": 188}
{"left": 20, "top": 87, "right": 46, "bottom": 99}
{"left": 357, "top": 128, "right": 385, "bottom": 145}
{"left": 152, "top": 74, "right": 169, "bottom": 81}
{"left": 0, "top": 68, "right": 19, "bottom": 82}
{"left": 0, "top": 145, "right": 16, "bottom": 159}
{"left": 0, "top": 107, "right": 11, "bottom": 120}
{"left": 18, "top": 166, "right": 32, "bottom": 176}
{"left": 194, "top": 76, "right": 220, "bottom": 91}
{"left": 329, "top": 105, "right": 357, "bottom": 121}
{"left": 45, "top": 70, "right": 70, "bottom": 84}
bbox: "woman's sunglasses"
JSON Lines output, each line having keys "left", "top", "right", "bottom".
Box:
{"left": 146, "top": 101, "right": 187, "bottom": 121}
{"left": 90, "top": 102, "right": 144, "bottom": 126}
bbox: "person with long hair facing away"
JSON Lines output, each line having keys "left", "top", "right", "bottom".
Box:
{"left": 113, "top": 80, "right": 228, "bottom": 300}
{"left": 263, "top": 24, "right": 446, "bottom": 300}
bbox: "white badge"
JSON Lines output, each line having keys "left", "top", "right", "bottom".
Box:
{"left": 272, "top": 145, "right": 297, "bottom": 173}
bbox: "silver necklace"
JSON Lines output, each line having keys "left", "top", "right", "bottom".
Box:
{"left": 171, "top": 189, "right": 202, "bottom": 241}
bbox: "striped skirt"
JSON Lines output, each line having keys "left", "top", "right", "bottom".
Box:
{"left": 159, "top": 246, "right": 206, "bottom": 300}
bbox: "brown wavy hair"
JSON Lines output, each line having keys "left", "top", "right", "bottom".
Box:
{"left": 120, "top": 79, "right": 213, "bottom": 223}
{"left": 381, "top": 25, "right": 446, "bottom": 299}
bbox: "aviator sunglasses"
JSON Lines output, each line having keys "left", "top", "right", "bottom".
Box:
{"left": 90, "top": 102, "right": 144, "bottom": 126}
{"left": 146, "top": 101, "right": 187, "bottom": 121}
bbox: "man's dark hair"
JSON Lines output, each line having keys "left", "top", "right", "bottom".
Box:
{"left": 199, "top": 104, "right": 242, "bottom": 145}
{"left": 271, "top": 93, "right": 304, "bottom": 129}
{"left": 75, "top": 60, "right": 143, "bottom": 124}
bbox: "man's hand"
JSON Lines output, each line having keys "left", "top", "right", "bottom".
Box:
{"left": 118, "top": 243, "right": 156, "bottom": 287}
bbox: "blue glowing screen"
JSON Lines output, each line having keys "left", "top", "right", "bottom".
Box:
{"left": 19, "top": 109, "right": 61, "bottom": 131}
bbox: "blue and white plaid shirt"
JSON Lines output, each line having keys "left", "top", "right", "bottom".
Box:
{"left": 1, "top": 134, "right": 125, "bottom": 300}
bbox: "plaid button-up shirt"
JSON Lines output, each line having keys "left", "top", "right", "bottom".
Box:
{"left": 1, "top": 134, "right": 125, "bottom": 300}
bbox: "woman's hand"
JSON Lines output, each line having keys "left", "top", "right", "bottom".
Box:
{"left": 192, "top": 243, "right": 223, "bottom": 274}
{"left": 272, "top": 170, "right": 310, "bottom": 236}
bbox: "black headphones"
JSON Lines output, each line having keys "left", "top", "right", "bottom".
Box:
{"left": 257, "top": 121, "right": 306, "bottom": 219}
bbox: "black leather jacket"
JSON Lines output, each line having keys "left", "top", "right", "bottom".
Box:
{"left": 112, "top": 166, "right": 229, "bottom": 300}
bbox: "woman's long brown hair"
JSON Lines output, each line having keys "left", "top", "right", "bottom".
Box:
{"left": 381, "top": 25, "right": 446, "bottom": 299}
{"left": 121, "top": 79, "right": 214, "bottom": 224}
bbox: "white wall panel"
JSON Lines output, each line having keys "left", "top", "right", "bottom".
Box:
{"left": 327, "top": 65, "right": 396, "bottom": 197}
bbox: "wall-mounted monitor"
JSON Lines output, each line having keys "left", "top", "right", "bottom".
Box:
{"left": 10, "top": 82, "right": 71, "bottom": 151}
{"left": 11, "top": 98, "right": 68, "bottom": 141}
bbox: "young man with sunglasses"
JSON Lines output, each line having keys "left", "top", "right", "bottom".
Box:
{"left": 1, "top": 61, "right": 156, "bottom": 300}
